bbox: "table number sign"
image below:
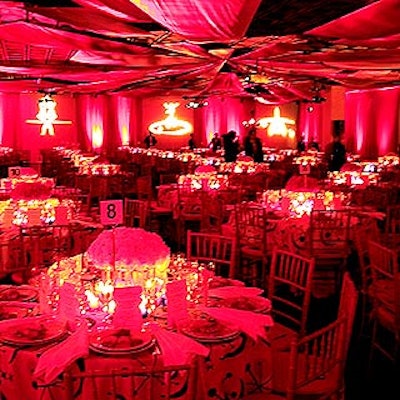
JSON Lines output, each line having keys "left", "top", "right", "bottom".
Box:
{"left": 55, "top": 205, "right": 69, "bottom": 224}
{"left": 59, "top": 282, "right": 80, "bottom": 321}
{"left": 8, "top": 166, "right": 21, "bottom": 178}
{"left": 100, "top": 199, "right": 123, "bottom": 226}
{"left": 2, "top": 208, "right": 13, "bottom": 228}
{"left": 299, "top": 163, "right": 311, "bottom": 175}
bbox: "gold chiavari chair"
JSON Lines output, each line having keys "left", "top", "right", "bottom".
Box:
{"left": 64, "top": 362, "right": 197, "bottom": 400}
{"left": 249, "top": 271, "right": 358, "bottom": 400}
{"left": 234, "top": 202, "right": 269, "bottom": 287}
{"left": 367, "top": 240, "right": 400, "bottom": 366}
{"left": 303, "top": 208, "right": 352, "bottom": 295}
{"left": 124, "top": 198, "right": 149, "bottom": 229}
{"left": 186, "top": 230, "right": 236, "bottom": 279}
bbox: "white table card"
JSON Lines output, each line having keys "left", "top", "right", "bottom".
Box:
{"left": 27, "top": 208, "right": 42, "bottom": 226}
{"left": 39, "top": 274, "right": 52, "bottom": 315}
{"left": 59, "top": 283, "right": 80, "bottom": 321}
{"left": 166, "top": 280, "right": 189, "bottom": 329}
{"left": 55, "top": 205, "right": 69, "bottom": 224}
{"left": 112, "top": 286, "right": 143, "bottom": 332}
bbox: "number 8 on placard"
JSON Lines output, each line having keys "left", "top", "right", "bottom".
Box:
{"left": 100, "top": 200, "right": 123, "bottom": 226}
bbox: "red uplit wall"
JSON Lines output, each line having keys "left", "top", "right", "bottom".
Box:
{"left": 1, "top": 93, "right": 78, "bottom": 161}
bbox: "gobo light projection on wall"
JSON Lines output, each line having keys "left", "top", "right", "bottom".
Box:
{"left": 26, "top": 94, "right": 72, "bottom": 136}
{"left": 148, "top": 102, "right": 193, "bottom": 136}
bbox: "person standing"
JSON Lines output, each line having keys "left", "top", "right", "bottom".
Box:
{"left": 143, "top": 131, "right": 157, "bottom": 149}
{"left": 308, "top": 137, "right": 320, "bottom": 152}
{"left": 296, "top": 135, "right": 306, "bottom": 153}
{"left": 222, "top": 130, "right": 240, "bottom": 162}
{"left": 208, "top": 132, "right": 222, "bottom": 152}
{"left": 326, "top": 135, "right": 346, "bottom": 171}
{"left": 244, "top": 128, "right": 263, "bottom": 162}
{"left": 188, "top": 133, "right": 196, "bottom": 150}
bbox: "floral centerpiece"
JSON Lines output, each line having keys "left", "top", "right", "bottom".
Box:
{"left": 11, "top": 179, "right": 54, "bottom": 200}
{"left": 86, "top": 227, "right": 171, "bottom": 313}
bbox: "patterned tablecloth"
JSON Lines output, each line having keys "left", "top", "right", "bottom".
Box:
{"left": 0, "top": 294, "right": 272, "bottom": 400}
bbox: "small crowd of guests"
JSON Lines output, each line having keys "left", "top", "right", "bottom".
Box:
{"left": 143, "top": 129, "right": 346, "bottom": 171}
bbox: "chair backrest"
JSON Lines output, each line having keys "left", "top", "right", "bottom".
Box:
{"left": 268, "top": 247, "right": 315, "bottom": 337}
{"left": 64, "top": 362, "right": 196, "bottom": 400}
{"left": 159, "top": 173, "right": 178, "bottom": 185}
{"left": 20, "top": 225, "right": 74, "bottom": 269}
{"left": 284, "top": 316, "right": 348, "bottom": 400}
{"left": 200, "top": 193, "right": 225, "bottom": 234}
{"left": 0, "top": 235, "right": 23, "bottom": 280}
{"left": 136, "top": 175, "right": 154, "bottom": 200}
{"left": 384, "top": 204, "right": 400, "bottom": 242}
{"left": 176, "top": 185, "right": 202, "bottom": 218}
{"left": 353, "top": 224, "right": 375, "bottom": 295}
{"left": 234, "top": 202, "right": 267, "bottom": 250}
{"left": 337, "top": 271, "right": 359, "bottom": 355}
{"left": 367, "top": 240, "right": 399, "bottom": 324}
{"left": 307, "top": 209, "right": 351, "bottom": 259}
{"left": 186, "top": 230, "right": 236, "bottom": 278}
{"left": 124, "top": 198, "right": 149, "bottom": 229}
{"left": 368, "top": 239, "right": 397, "bottom": 283}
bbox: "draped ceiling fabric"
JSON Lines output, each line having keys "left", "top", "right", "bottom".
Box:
{"left": 0, "top": 0, "right": 399, "bottom": 152}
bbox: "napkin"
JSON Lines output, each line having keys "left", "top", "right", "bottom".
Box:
{"left": 149, "top": 324, "right": 209, "bottom": 366}
{"left": 208, "top": 286, "right": 264, "bottom": 299}
{"left": 112, "top": 286, "right": 143, "bottom": 332}
{"left": 198, "top": 306, "right": 273, "bottom": 341}
{"left": 166, "top": 280, "right": 189, "bottom": 329}
{"left": 58, "top": 283, "right": 81, "bottom": 321}
{"left": 33, "top": 320, "right": 89, "bottom": 385}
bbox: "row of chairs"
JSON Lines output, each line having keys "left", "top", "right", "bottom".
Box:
{"left": 353, "top": 224, "right": 400, "bottom": 367}
{"left": 233, "top": 202, "right": 354, "bottom": 293}
{"left": 0, "top": 223, "right": 103, "bottom": 282}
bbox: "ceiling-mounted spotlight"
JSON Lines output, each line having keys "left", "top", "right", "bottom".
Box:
{"left": 311, "top": 95, "right": 326, "bottom": 103}
{"left": 184, "top": 97, "right": 209, "bottom": 109}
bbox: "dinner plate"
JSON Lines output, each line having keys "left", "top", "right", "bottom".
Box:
{"left": 0, "top": 315, "right": 67, "bottom": 346}
{"left": 208, "top": 277, "right": 245, "bottom": 289}
{"left": 180, "top": 318, "right": 240, "bottom": 343}
{"left": 0, "top": 285, "right": 39, "bottom": 302}
{"left": 89, "top": 329, "right": 155, "bottom": 354}
{"left": 0, "top": 301, "right": 39, "bottom": 320}
{"left": 210, "top": 296, "right": 271, "bottom": 313}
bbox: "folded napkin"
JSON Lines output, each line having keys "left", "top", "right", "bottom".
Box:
{"left": 33, "top": 319, "right": 89, "bottom": 385}
{"left": 149, "top": 324, "right": 209, "bottom": 366}
{"left": 208, "top": 286, "right": 264, "bottom": 299}
{"left": 198, "top": 306, "right": 273, "bottom": 341}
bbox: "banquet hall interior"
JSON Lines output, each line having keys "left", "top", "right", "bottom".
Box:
{"left": 0, "top": 0, "right": 399, "bottom": 399}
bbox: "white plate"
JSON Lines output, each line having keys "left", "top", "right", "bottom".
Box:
{"left": 89, "top": 329, "right": 154, "bottom": 354}
{"left": 0, "top": 285, "right": 39, "bottom": 302}
{"left": 212, "top": 296, "right": 271, "bottom": 313}
{"left": 0, "top": 315, "right": 67, "bottom": 346}
{"left": 0, "top": 301, "right": 39, "bottom": 320}
{"left": 181, "top": 318, "right": 240, "bottom": 343}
